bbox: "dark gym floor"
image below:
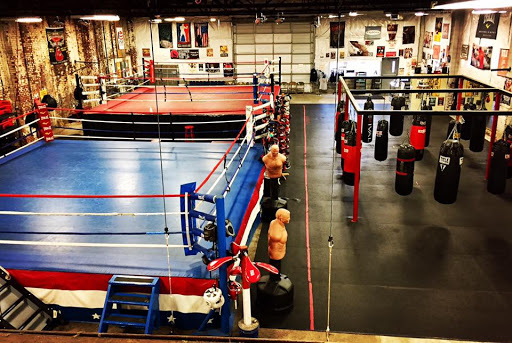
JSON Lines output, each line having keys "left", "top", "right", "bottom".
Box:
{"left": 253, "top": 103, "right": 512, "bottom": 342}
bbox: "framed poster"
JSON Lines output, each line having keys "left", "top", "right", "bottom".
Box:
{"left": 376, "top": 46, "right": 385, "bottom": 57}
{"left": 497, "top": 49, "right": 509, "bottom": 77}
{"left": 194, "top": 23, "right": 209, "bottom": 48}
{"left": 158, "top": 23, "right": 173, "bottom": 48}
{"left": 461, "top": 44, "right": 469, "bottom": 60}
{"left": 403, "top": 26, "right": 415, "bottom": 44}
{"left": 220, "top": 45, "right": 228, "bottom": 57}
{"left": 330, "top": 22, "right": 345, "bottom": 48}
{"left": 46, "top": 27, "right": 68, "bottom": 65}
{"left": 177, "top": 23, "right": 191, "bottom": 48}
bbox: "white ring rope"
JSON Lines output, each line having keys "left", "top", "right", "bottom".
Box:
{"left": 0, "top": 137, "right": 44, "bottom": 160}
{"left": 0, "top": 240, "right": 187, "bottom": 249}
{"left": 0, "top": 211, "right": 184, "bottom": 217}
{"left": 0, "top": 119, "right": 40, "bottom": 139}
{"left": 222, "top": 135, "right": 253, "bottom": 198}
{"left": 54, "top": 135, "right": 242, "bottom": 142}
{"left": 52, "top": 117, "right": 247, "bottom": 126}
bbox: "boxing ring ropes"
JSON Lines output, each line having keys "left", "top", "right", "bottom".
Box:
{"left": 335, "top": 74, "right": 512, "bottom": 223}
{"left": 0, "top": 81, "right": 277, "bottom": 334}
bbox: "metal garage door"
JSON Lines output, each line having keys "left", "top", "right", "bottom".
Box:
{"left": 234, "top": 22, "right": 314, "bottom": 84}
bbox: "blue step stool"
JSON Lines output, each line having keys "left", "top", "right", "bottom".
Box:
{"left": 99, "top": 275, "right": 160, "bottom": 334}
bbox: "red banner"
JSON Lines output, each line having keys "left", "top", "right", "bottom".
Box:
{"left": 35, "top": 101, "right": 54, "bottom": 142}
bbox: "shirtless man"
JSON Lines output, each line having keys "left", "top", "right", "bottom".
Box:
{"left": 262, "top": 144, "right": 287, "bottom": 200}
{"left": 268, "top": 208, "right": 290, "bottom": 281}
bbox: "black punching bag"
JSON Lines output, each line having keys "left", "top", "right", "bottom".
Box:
{"left": 410, "top": 115, "right": 427, "bottom": 161}
{"left": 487, "top": 140, "right": 510, "bottom": 194}
{"left": 505, "top": 125, "right": 512, "bottom": 179}
{"left": 335, "top": 112, "right": 343, "bottom": 154}
{"left": 340, "top": 120, "right": 353, "bottom": 171}
{"left": 434, "top": 140, "right": 464, "bottom": 204}
{"left": 446, "top": 119, "right": 462, "bottom": 140}
{"left": 460, "top": 114, "right": 472, "bottom": 140}
{"left": 343, "top": 123, "right": 357, "bottom": 186}
{"left": 469, "top": 114, "right": 487, "bottom": 152}
{"left": 390, "top": 96, "right": 404, "bottom": 136}
{"left": 362, "top": 97, "right": 374, "bottom": 143}
{"left": 374, "top": 120, "right": 388, "bottom": 161}
{"left": 395, "top": 143, "right": 416, "bottom": 195}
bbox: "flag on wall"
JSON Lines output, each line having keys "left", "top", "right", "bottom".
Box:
{"left": 330, "top": 22, "right": 345, "bottom": 48}
{"left": 177, "top": 23, "right": 191, "bottom": 48}
{"left": 195, "top": 23, "right": 209, "bottom": 47}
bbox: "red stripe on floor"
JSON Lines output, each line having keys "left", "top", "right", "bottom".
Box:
{"left": 303, "top": 105, "right": 315, "bottom": 331}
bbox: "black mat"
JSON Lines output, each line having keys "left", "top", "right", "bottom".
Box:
{"left": 252, "top": 104, "right": 512, "bottom": 342}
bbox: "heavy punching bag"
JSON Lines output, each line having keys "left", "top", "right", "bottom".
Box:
{"left": 390, "top": 96, "right": 404, "bottom": 136}
{"left": 395, "top": 143, "right": 416, "bottom": 195}
{"left": 374, "top": 119, "right": 388, "bottom": 161}
{"left": 343, "top": 123, "right": 357, "bottom": 186}
{"left": 410, "top": 115, "right": 427, "bottom": 161}
{"left": 434, "top": 139, "right": 464, "bottom": 204}
{"left": 505, "top": 125, "right": 512, "bottom": 178}
{"left": 421, "top": 101, "right": 433, "bottom": 147}
{"left": 362, "top": 97, "right": 374, "bottom": 143}
{"left": 460, "top": 114, "right": 472, "bottom": 140}
{"left": 469, "top": 114, "right": 487, "bottom": 152}
{"left": 335, "top": 112, "right": 343, "bottom": 154}
{"left": 446, "top": 119, "right": 462, "bottom": 139}
{"left": 487, "top": 139, "right": 510, "bottom": 194}
{"left": 340, "top": 120, "right": 353, "bottom": 171}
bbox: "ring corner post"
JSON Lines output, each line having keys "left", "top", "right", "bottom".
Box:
{"left": 215, "top": 196, "right": 230, "bottom": 334}
{"left": 253, "top": 74, "right": 258, "bottom": 105}
{"left": 486, "top": 92, "right": 501, "bottom": 180}
{"left": 246, "top": 106, "right": 254, "bottom": 147}
{"left": 278, "top": 57, "right": 282, "bottom": 86}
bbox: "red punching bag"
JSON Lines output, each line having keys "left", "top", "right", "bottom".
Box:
{"left": 505, "top": 125, "right": 512, "bottom": 179}
{"left": 374, "top": 119, "right": 388, "bottom": 161}
{"left": 487, "top": 139, "right": 510, "bottom": 194}
{"left": 410, "top": 115, "right": 427, "bottom": 161}
{"left": 434, "top": 139, "right": 464, "bottom": 204}
{"left": 343, "top": 122, "right": 357, "bottom": 186}
{"left": 395, "top": 143, "right": 415, "bottom": 195}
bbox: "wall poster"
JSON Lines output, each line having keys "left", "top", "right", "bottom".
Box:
{"left": 434, "top": 18, "right": 443, "bottom": 42}
{"left": 476, "top": 13, "right": 500, "bottom": 39}
{"left": 330, "top": 22, "right": 345, "bottom": 48}
{"left": 402, "top": 26, "right": 416, "bottom": 44}
{"left": 177, "top": 23, "right": 191, "bottom": 48}
{"left": 498, "top": 49, "right": 509, "bottom": 77}
{"left": 158, "top": 23, "right": 173, "bottom": 48}
{"left": 470, "top": 43, "right": 492, "bottom": 70}
{"left": 46, "top": 27, "right": 68, "bottom": 65}
{"left": 461, "top": 44, "right": 469, "bottom": 60}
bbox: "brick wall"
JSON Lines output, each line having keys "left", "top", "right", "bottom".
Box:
{"left": 0, "top": 17, "right": 136, "bottom": 116}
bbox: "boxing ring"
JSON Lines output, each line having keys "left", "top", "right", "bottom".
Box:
{"left": 0, "top": 73, "right": 280, "bottom": 331}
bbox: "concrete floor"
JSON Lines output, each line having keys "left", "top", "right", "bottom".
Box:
{"left": 252, "top": 95, "right": 512, "bottom": 342}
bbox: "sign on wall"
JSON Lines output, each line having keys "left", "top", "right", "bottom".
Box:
{"left": 116, "top": 27, "right": 125, "bottom": 50}
{"left": 158, "top": 24, "right": 172, "bottom": 48}
{"left": 194, "top": 23, "right": 209, "bottom": 48}
{"left": 330, "top": 22, "right": 345, "bottom": 48}
{"left": 46, "top": 27, "right": 68, "bottom": 65}
{"left": 476, "top": 13, "right": 500, "bottom": 39}
{"left": 177, "top": 23, "right": 192, "bottom": 48}
{"left": 364, "top": 26, "right": 381, "bottom": 40}
{"left": 461, "top": 44, "right": 469, "bottom": 60}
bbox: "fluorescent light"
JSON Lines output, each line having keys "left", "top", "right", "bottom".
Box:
{"left": 415, "top": 11, "right": 427, "bottom": 16}
{"left": 349, "top": 12, "right": 358, "bottom": 16}
{"left": 174, "top": 17, "right": 185, "bottom": 22}
{"left": 385, "top": 13, "right": 392, "bottom": 17}
{"left": 210, "top": 18, "right": 216, "bottom": 21}
{"left": 499, "top": 10, "right": 508, "bottom": 12}
{"left": 472, "top": 9, "right": 498, "bottom": 13}
{"left": 80, "top": 15, "right": 120, "bottom": 21}
{"left": 15, "top": 17, "right": 42, "bottom": 23}
{"left": 150, "top": 19, "right": 162, "bottom": 23}
{"left": 433, "top": 0, "right": 512, "bottom": 10}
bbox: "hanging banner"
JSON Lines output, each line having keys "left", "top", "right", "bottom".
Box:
{"left": 476, "top": 13, "right": 500, "bottom": 39}
{"left": 330, "top": 22, "right": 345, "bottom": 48}
{"left": 194, "top": 23, "right": 209, "bottom": 48}
{"left": 402, "top": 26, "right": 415, "bottom": 44}
{"left": 46, "top": 27, "right": 68, "bottom": 65}
{"left": 158, "top": 23, "right": 173, "bottom": 48}
{"left": 177, "top": 23, "right": 192, "bottom": 48}
{"left": 170, "top": 49, "right": 199, "bottom": 60}
{"left": 116, "top": 27, "right": 125, "bottom": 50}
{"left": 470, "top": 43, "right": 492, "bottom": 70}
{"left": 364, "top": 26, "right": 381, "bottom": 40}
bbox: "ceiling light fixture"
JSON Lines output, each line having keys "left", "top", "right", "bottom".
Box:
{"left": 210, "top": 18, "right": 216, "bottom": 22}
{"left": 174, "top": 17, "right": 185, "bottom": 22}
{"left": 151, "top": 18, "right": 162, "bottom": 23}
{"left": 349, "top": 12, "right": 359, "bottom": 16}
{"left": 433, "top": 0, "right": 512, "bottom": 10}
{"left": 80, "top": 15, "right": 120, "bottom": 21}
{"left": 415, "top": 11, "right": 427, "bottom": 16}
{"left": 15, "top": 17, "right": 42, "bottom": 23}
{"left": 472, "top": 9, "right": 498, "bottom": 13}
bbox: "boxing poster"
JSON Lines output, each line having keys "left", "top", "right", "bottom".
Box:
{"left": 402, "top": 26, "right": 415, "bottom": 44}
{"left": 497, "top": 49, "right": 509, "bottom": 77}
{"left": 194, "top": 23, "right": 209, "bottom": 48}
{"left": 158, "top": 23, "right": 172, "bottom": 48}
{"left": 177, "top": 23, "right": 191, "bottom": 48}
{"left": 329, "top": 22, "right": 345, "bottom": 48}
{"left": 46, "top": 27, "right": 68, "bottom": 65}
{"left": 476, "top": 13, "right": 500, "bottom": 39}
{"left": 434, "top": 18, "right": 443, "bottom": 42}
{"left": 470, "top": 43, "right": 492, "bottom": 70}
